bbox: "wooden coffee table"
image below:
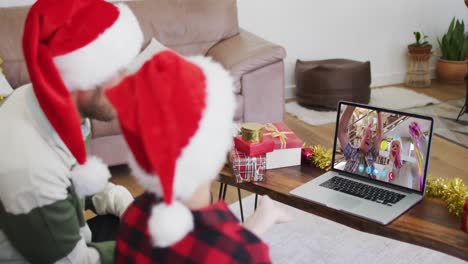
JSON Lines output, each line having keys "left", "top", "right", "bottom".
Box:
{"left": 218, "top": 164, "right": 468, "bottom": 261}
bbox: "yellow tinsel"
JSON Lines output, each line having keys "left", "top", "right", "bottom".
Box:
{"left": 311, "top": 145, "right": 332, "bottom": 171}
{"left": 425, "top": 176, "right": 468, "bottom": 217}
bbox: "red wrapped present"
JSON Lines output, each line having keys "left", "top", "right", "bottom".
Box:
{"left": 262, "top": 123, "right": 304, "bottom": 169}
{"left": 462, "top": 199, "right": 468, "bottom": 233}
{"left": 229, "top": 148, "right": 266, "bottom": 183}
{"left": 234, "top": 136, "right": 275, "bottom": 156}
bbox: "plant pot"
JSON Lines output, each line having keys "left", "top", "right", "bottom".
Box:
{"left": 408, "top": 44, "right": 432, "bottom": 55}
{"left": 436, "top": 59, "right": 468, "bottom": 84}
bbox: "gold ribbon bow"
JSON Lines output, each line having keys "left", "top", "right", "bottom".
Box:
{"left": 263, "top": 123, "right": 293, "bottom": 149}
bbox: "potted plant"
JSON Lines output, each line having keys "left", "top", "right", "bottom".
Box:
{"left": 408, "top": 32, "right": 432, "bottom": 55}
{"left": 436, "top": 18, "right": 468, "bottom": 84}
{"left": 465, "top": 32, "right": 468, "bottom": 59}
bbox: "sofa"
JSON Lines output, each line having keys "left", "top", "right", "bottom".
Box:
{"left": 0, "top": 0, "right": 286, "bottom": 166}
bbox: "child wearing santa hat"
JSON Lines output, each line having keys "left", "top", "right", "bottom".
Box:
{"left": 385, "top": 132, "right": 411, "bottom": 187}
{"left": 0, "top": 0, "right": 142, "bottom": 263}
{"left": 106, "top": 49, "right": 291, "bottom": 263}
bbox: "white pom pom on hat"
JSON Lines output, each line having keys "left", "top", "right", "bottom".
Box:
{"left": 71, "top": 156, "right": 111, "bottom": 197}
{"left": 148, "top": 201, "right": 194, "bottom": 247}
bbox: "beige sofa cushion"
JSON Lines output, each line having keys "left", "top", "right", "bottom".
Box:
{"left": 0, "top": 7, "right": 29, "bottom": 88}
{"left": 127, "top": 0, "right": 239, "bottom": 56}
{"left": 207, "top": 30, "right": 286, "bottom": 94}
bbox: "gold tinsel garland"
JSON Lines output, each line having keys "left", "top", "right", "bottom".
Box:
{"left": 425, "top": 176, "right": 468, "bottom": 217}
{"left": 304, "top": 145, "right": 468, "bottom": 216}
{"left": 304, "top": 145, "right": 332, "bottom": 171}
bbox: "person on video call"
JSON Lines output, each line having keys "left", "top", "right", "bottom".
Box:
{"left": 338, "top": 106, "right": 383, "bottom": 178}
{"left": 385, "top": 136, "right": 410, "bottom": 186}
{"left": 385, "top": 122, "right": 428, "bottom": 190}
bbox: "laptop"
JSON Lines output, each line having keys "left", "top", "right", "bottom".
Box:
{"left": 290, "top": 101, "right": 434, "bottom": 224}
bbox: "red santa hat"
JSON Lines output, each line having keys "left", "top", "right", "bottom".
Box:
{"left": 22, "top": 0, "right": 143, "bottom": 196}
{"left": 105, "top": 50, "right": 235, "bottom": 247}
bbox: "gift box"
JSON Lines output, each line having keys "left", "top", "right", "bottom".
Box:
{"left": 262, "top": 123, "right": 304, "bottom": 169}
{"left": 229, "top": 148, "right": 266, "bottom": 183}
{"left": 462, "top": 199, "right": 468, "bottom": 233}
{"left": 234, "top": 136, "right": 275, "bottom": 156}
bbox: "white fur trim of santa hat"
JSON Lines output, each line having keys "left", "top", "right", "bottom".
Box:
{"left": 149, "top": 201, "right": 194, "bottom": 247}
{"left": 53, "top": 4, "right": 143, "bottom": 91}
{"left": 71, "top": 156, "right": 111, "bottom": 197}
{"left": 172, "top": 55, "right": 236, "bottom": 201}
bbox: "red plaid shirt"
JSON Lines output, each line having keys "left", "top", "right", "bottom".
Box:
{"left": 116, "top": 193, "right": 271, "bottom": 264}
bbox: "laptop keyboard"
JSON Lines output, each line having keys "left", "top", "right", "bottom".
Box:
{"left": 320, "top": 176, "right": 406, "bottom": 206}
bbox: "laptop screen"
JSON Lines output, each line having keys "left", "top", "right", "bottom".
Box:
{"left": 332, "top": 102, "right": 434, "bottom": 193}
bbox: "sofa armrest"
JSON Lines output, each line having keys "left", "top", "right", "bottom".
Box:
{"left": 206, "top": 29, "right": 286, "bottom": 92}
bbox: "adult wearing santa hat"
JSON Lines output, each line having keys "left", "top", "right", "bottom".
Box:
{"left": 0, "top": 0, "right": 142, "bottom": 263}
{"left": 107, "top": 50, "right": 291, "bottom": 263}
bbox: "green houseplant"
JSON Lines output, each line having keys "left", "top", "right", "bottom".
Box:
{"left": 465, "top": 32, "right": 468, "bottom": 59}
{"left": 408, "top": 32, "right": 432, "bottom": 55}
{"left": 436, "top": 18, "right": 468, "bottom": 84}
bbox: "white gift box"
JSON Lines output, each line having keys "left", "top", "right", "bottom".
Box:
{"left": 266, "top": 147, "right": 302, "bottom": 170}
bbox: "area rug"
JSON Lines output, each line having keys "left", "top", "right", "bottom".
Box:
{"left": 406, "top": 98, "right": 468, "bottom": 148}
{"left": 285, "top": 87, "right": 440, "bottom": 126}
{"left": 229, "top": 195, "right": 465, "bottom": 264}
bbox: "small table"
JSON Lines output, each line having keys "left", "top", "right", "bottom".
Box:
{"left": 218, "top": 164, "right": 468, "bottom": 261}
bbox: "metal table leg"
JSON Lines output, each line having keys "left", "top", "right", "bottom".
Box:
{"left": 254, "top": 194, "right": 258, "bottom": 211}
{"left": 218, "top": 182, "right": 224, "bottom": 201}
{"left": 237, "top": 188, "right": 244, "bottom": 222}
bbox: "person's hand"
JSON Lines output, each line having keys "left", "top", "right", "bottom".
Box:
{"left": 242, "top": 195, "right": 292, "bottom": 237}
{"left": 92, "top": 182, "right": 134, "bottom": 218}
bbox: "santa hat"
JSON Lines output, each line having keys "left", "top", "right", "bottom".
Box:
{"left": 105, "top": 50, "right": 235, "bottom": 247}
{"left": 22, "top": 0, "right": 143, "bottom": 196}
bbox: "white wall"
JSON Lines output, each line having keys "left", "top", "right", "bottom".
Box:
{"left": 237, "top": 0, "right": 468, "bottom": 97}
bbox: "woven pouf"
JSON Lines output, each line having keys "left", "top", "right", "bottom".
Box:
{"left": 295, "top": 59, "right": 371, "bottom": 110}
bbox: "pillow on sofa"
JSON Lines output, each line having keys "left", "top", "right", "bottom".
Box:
{"left": 127, "top": 37, "right": 168, "bottom": 74}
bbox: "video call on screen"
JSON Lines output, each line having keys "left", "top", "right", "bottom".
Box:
{"left": 333, "top": 104, "right": 432, "bottom": 192}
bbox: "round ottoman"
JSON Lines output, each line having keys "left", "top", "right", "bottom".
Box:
{"left": 295, "top": 59, "right": 371, "bottom": 110}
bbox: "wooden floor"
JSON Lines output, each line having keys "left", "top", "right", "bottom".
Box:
{"left": 109, "top": 80, "right": 468, "bottom": 206}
